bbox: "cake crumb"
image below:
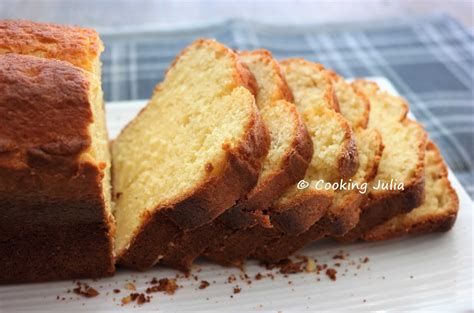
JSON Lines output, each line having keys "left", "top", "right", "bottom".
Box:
{"left": 146, "top": 278, "right": 179, "bottom": 295}
{"left": 306, "top": 258, "right": 316, "bottom": 272}
{"left": 326, "top": 268, "right": 337, "bottom": 281}
{"left": 199, "top": 280, "right": 210, "bottom": 290}
{"left": 73, "top": 282, "right": 99, "bottom": 298}
{"left": 124, "top": 282, "right": 136, "bottom": 291}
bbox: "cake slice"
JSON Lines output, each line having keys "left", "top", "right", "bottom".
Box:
{"left": 338, "top": 80, "right": 427, "bottom": 242}
{"left": 112, "top": 39, "right": 269, "bottom": 270}
{"left": 205, "top": 59, "right": 359, "bottom": 266}
{"left": 362, "top": 141, "right": 459, "bottom": 241}
{"left": 160, "top": 50, "right": 313, "bottom": 271}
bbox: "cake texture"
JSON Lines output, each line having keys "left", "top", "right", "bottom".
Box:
{"left": 251, "top": 70, "right": 384, "bottom": 262}
{"left": 205, "top": 59, "right": 359, "bottom": 266}
{"left": 112, "top": 39, "right": 270, "bottom": 270}
{"left": 337, "top": 80, "right": 427, "bottom": 242}
{"left": 0, "top": 53, "right": 114, "bottom": 283}
{"left": 160, "top": 50, "right": 313, "bottom": 271}
{"left": 362, "top": 141, "right": 459, "bottom": 241}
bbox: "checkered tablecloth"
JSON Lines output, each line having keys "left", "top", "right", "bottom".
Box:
{"left": 99, "top": 13, "right": 473, "bottom": 197}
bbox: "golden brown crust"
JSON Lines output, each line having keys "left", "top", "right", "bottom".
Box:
{"left": 361, "top": 141, "right": 459, "bottom": 241}
{"left": 116, "top": 40, "right": 270, "bottom": 270}
{"left": 239, "top": 50, "right": 294, "bottom": 104}
{"left": 267, "top": 191, "right": 333, "bottom": 235}
{"left": 323, "top": 128, "right": 384, "bottom": 236}
{"left": 326, "top": 70, "right": 370, "bottom": 129}
{"left": 205, "top": 193, "right": 331, "bottom": 267}
{"left": 0, "top": 20, "right": 103, "bottom": 73}
{"left": 336, "top": 119, "right": 359, "bottom": 179}
{"left": 280, "top": 58, "right": 340, "bottom": 111}
{"left": 0, "top": 54, "right": 114, "bottom": 283}
{"left": 352, "top": 79, "right": 409, "bottom": 123}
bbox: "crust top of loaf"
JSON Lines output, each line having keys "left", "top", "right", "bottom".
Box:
{"left": 0, "top": 53, "right": 93, "bottom": 168}
{"left": 0, "top": 20, "right": 103, "bottom": 72}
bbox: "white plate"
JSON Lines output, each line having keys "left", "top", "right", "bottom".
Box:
{"left": 1, "top": 78, "right": 472, "bottom": 312}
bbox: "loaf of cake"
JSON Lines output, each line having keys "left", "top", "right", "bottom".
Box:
{"left": 0, "top": 54, "right": 114, "bottom": 283}
{"left": 0, "top": 20, "right": 114, "bottom": 284}
{"left": 112, "top": 39, "right": 270, "bottom": 270}
{"left": 160, "top": 49, "right": 313, "bottom": 271}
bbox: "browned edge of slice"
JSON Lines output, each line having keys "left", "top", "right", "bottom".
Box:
{"left": 116, "top": 40, "right": 270, "bottom": 270}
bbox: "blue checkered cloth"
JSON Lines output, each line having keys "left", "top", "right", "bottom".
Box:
{"left": 99, "top": 13, "right": 474, "bottom": 197}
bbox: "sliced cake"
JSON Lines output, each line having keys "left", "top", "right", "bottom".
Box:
{"left": 251, "top": 71, "right": 384, "bottom": 262}
{"left": 161, "top": 50, "right": 313, "bottom": 271}
{"left": 205, "top": 59, "right": 359, "bottom": 266}
{"left": 362, "top": 141, "right": 459, "bottom": 241}
{"left": 112, "top": 39, "right": 270, "bottom": 270}
{"left": 338, "top": 80, "right": 427, "bottom": 242}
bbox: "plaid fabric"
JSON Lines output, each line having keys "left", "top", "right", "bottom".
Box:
{"left": 100, "top": 13, "right": 474, "bottom": 197}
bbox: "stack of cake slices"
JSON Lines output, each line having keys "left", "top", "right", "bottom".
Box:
{"left": 0, "top": 20, "right": 459, "bottom": 283}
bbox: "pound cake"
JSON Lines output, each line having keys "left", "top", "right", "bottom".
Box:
{"left": 0, "top": 54, "right": 114, "bottom": 283}
{"left": 161, "top": 50, "right": 313, "bottom": 271}
{"left": 362, "top": 141, "right": 459, "bottom": 241}
{"left": 205, "top": 59, "right": 359, "bottom": 266}
{"left": 251, "top": 70, "right": 384, "bottom": 262}
{"left": 112, "top": 39, "right": 269, "bottom": 270}
{"left": 338, "top": 80, "right": 427, "bottom": 242}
